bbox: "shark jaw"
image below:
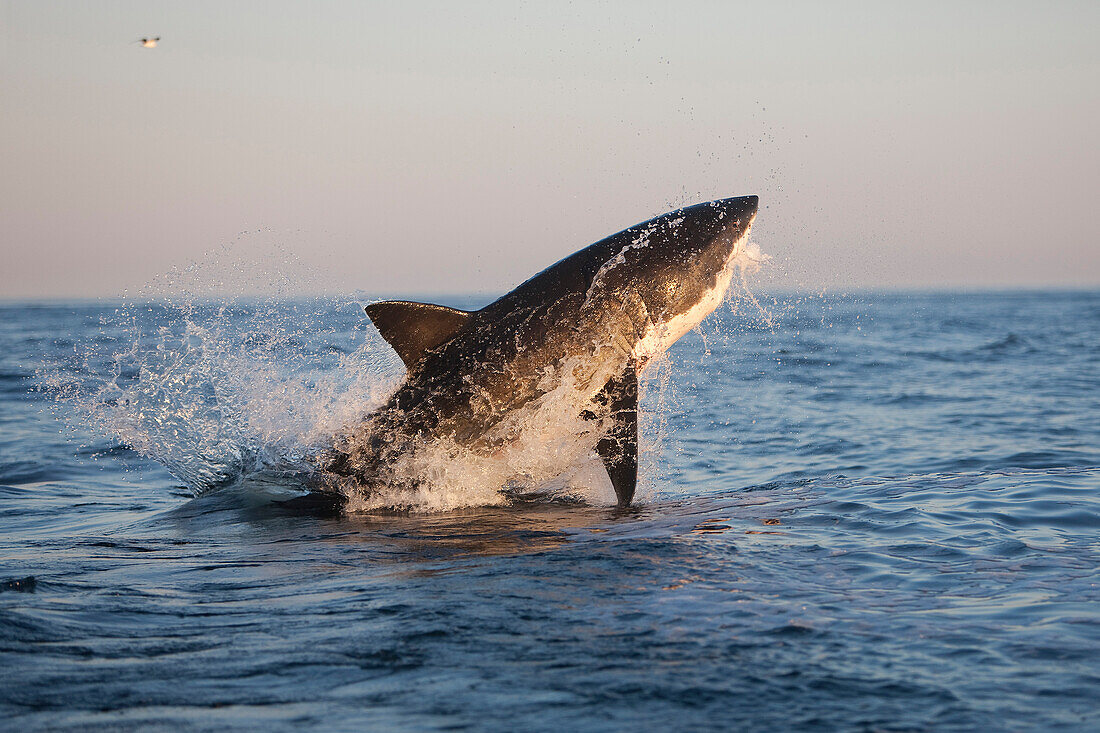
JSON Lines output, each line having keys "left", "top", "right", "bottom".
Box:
{"left": 632, "top": 212, "right": 757, "bottom": 370}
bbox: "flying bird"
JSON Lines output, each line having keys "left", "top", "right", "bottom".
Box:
{"left": 137, "top": 37, "right": 160, "bottom": 48}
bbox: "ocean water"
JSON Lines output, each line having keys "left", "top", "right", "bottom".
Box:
{"left": 1, "top": 290, "right": 1098, "bottom": 731}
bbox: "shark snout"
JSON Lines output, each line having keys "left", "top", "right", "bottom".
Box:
{"left": 712, "top": 195, "right": 758, "bottom": 228}
{"left": 661, "top": 195, "right": 758, "bottom": 249}
{"left": 668, "top": 195, "right": 758, "bottom": 260}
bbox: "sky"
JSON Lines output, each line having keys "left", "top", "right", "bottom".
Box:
{"left": 1, "top": 0, "right": 1098, "bottom": 299}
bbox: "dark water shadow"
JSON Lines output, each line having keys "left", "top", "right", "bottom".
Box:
{"left": 143, "top": 474, "right": 807, "bottom": 565}
{"left": 150, "top": 481, "right": 633, "bottom": 561}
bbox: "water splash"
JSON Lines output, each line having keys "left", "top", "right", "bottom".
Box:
{"left": 45, "top": 234, "right": 774, "bottom": 513}
{"left": 43, "top": 234, "right": 404, "bottom": 495}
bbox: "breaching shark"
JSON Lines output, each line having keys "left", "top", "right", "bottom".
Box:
{"left": 320, "top": 195, "right": 759, "bottom": 508}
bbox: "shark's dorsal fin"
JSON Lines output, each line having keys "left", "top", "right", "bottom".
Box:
{"left": 364, "top": 300, "right": 472, "bottom": 369}
{"left": 591, "top": 363, "right": 639, "bottom": 507}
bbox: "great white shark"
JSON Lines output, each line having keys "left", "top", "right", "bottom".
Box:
{"left": 320, "top": 195, "right": 759, "bottom": 508}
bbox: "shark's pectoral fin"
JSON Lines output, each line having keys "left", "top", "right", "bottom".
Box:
{"left": 591, "top": 363, "right": 639, "bottom": 507}
{"left": 364, "top": 300, "right": 472, "bottom": 369}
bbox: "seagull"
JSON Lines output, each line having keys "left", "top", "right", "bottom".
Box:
{"left": 138, "top": 37, "right": 160, "bottom": 48}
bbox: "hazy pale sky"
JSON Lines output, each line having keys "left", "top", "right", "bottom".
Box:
{"left": 2, "top": 0, "right": 1098, "bottom": 299}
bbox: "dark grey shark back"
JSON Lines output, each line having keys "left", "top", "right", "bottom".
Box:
{"left": 482, "top": 196, "right": 758, "bottom": 323}
{"left": 326, "top": 195, "right": 759, "bottom": 508}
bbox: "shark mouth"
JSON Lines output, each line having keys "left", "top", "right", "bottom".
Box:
{"left": 632, "top": 214, "right": 759, "bottom": 368}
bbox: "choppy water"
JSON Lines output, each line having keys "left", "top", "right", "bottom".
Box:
{"left": 1, "top": 290, "right": 1098, "bottom": 731}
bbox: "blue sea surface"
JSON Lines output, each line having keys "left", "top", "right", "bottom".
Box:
{"left": 1, "top": 290, "right": 1098, "bottom": 731}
